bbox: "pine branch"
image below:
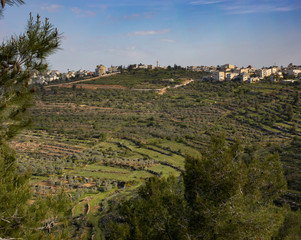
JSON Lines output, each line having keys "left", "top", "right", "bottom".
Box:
{"left": 0, "top": 14, "right": 61, "bottom": 141}
{"left": 0, "top": 13, "right": 71, "bottom": 239}
{"left": 1, "top": 0, "right": 24, "bottom": 8}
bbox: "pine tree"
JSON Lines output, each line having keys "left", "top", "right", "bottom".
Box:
{"left": 105, "top": 176, "right": 188, "bottom": 240}
{"left": 0, "top": 8, "right": 72, "bottom": 240}
{"left": 274, "top": 206, "right": 301, "bottom": 239}
{"left": 105, "top": 136, "right": 288, "bottom": 240}
{"left": 183, "top": 136, "right": 286, "bottom": 239}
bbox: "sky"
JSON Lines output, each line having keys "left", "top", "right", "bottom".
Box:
{"left": 0, "top": 0, "right": 301, "bottom": 72}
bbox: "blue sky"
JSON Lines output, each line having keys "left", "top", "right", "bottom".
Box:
{"left": 1, "top": 0, "right": 301, "bottom": 72}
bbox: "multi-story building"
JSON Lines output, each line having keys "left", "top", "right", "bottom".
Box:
{"left": 187, "top": 66, "right": 197, "bottom": 71}
{"left": 288, "top": 69, "right": 301, "bottom": 77}
{"left": 61, "top": 71, "right": 75, "bottom": 81}
{"left": 108, "top": 66, "right": 119, "bottom": 73}
{"left": 212, "top": 71, "right": 225, "bottom": 81}
{"left": 223, "top": 64, "right": 236, "bottom": 70}
{"left": 270, "top": 72, "right": 283, "bottom": 82}
{"left": 240, "top": 68, "right": 249, "bottom": 74}
{"left": 271, "top": 67, "right": 279, "bottom": 74}
{"left": 247, "top": 65, "right": 256, "bottom": 73}
{"left": 95, "top": 65, "right": 106, "bottom": 76}
{"left": 257, "top": 68, "right": 272, "bottom": 79}
{"left": 138, "top": 64, "right": 147, "bottom": 69}
{"left": 241, "top": 73, "right": 251, "bottom": 82}
{"left": 226, "top": 72, "right": 239, "bottom": 81}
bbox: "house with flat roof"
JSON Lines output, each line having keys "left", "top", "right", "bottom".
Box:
{"left": 95, "top": 65, "right": 106, "bottom": 76}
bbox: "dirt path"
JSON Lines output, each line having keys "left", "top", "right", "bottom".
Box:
{"left": 175, "top": 78, "right": 194, "bottom": 88}
{"left": 158, "top": 78, "right": 194, "bottom": 95}
{"left": 158, "top": 86, "right": 170, "bottom": 95}
{"left": 135, "top": 79, "right": 194, "bottom": 95}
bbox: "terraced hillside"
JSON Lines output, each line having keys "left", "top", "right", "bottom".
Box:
{"left": 12, "top": 69, "right": 301, "bottom": 238}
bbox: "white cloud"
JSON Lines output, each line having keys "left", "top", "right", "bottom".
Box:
{"left": 40, "top": 4, "right": 62, "bottom": 13}
{"left": 129, "top": 29, "right": 170, "bottom": 36}
{"left": 126, "top": 46, "right": 136, "bottom": 51}
{"left": 87, "top": 4, "right": 108, "bottom": 11}
{"left": 85, "top": 11, "right": 96, "bottom": 17}
{"left": 104, "top": 12, "right": 156, "bottom": 25}
{"left": 189, "top": 0, "right": 298, "bottom": 14}
{"left": 98, "top": 5, "right": 108, "bottom": 11}
{"left": 273, "top": 7, "right": 295, "bottom": 12}
{"left": 161, "top": 38, "right": 176, "bottom": 43}
{"left": 190, "top": 0, "right": 224, "bottom": 5}
{"left": 123, "top": 13, "right": 141, "bottom": 20}
{"left": 71, "top": 7, "right": 96, "bottom": 17}
{"left": 223, "top": 4, "right": 296, "bottom": 14}
{"left": 71, "top": 7, "right": 81, "bottom": 14}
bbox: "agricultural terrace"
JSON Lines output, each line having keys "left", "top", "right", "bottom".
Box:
{"left": 12, "top": 69, "right": 301, "bottom": 236}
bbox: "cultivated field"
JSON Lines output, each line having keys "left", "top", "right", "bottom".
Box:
{"left": 13, "top": 69, "right": 301, "bottom": 237}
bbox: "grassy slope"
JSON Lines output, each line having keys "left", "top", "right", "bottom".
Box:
{"left": 83, "top": 68, "right": 207, "bottom": 88}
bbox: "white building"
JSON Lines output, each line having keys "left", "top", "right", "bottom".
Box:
{"left": 31, "top": 70, "right": 61, "bottom": 84}
{"left": 213, "top": 71, "right": 225, "bottom": 81}
{"left": 95, "top": 65, "right": 106, "bottom": 76}
{"left": 240, "top": 68, "right": 249, "bottom": 74}
{"left": 147, "top": 65, "right": 154, "bottom": 70}
{"left": 61, "top": 71, "right": 76, "bottom": 81}
{"left": 271, "top": 67, "right": 279, "bottom": 74}
{"left": 257, "top": 68, "right": 272, "bottom": 79}
{"left": 240, "top": 73, "right": 260, "bottom": 83}
{"left": 247, "top": 65, "right": 256, "bottom": 73}
{"left": 288, "top": 69, "right": 301, "bottom": 77}
{"left": 138, "top": 64, "right": 147, "bottom": 69}
{"left": 241, "top": 73, "right": 251, "bottom": 82}
{"left": 226, "top": 72, "right": 239, "bottom": 81}
{"left": 108, "top": 66, "right": 119, "bottom": 73}
{"left": 222, "top": 64, "right": 236, "bottom": 70}
{"left": 270, "top": 72, "right": 284, "bottom": 82}
{"left": 249, "top": 77, "right": 260, "bottom": 83}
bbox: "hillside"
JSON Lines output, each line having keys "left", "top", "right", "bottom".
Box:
{"left": 13, "top": 69, "right": 301, "bottom": 238}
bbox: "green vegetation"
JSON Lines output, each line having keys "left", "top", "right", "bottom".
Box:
{"left": 3, "top": 2, "right": 301, "bottom": 240}
{"left": 0, "top": 12, "right": 72, "bottom": 239}
{"left": 103, "top": 136, "right": 288, "bottom": 239}
{"left": 83, "top": 68, "right": 208, "bottom": 88}
{"left": 12, "top": 68, "right": 301, "bottom": 238}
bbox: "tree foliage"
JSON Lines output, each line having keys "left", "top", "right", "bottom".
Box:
{"left": 183, "top": 136, "right": 286, "bottom": 239}
{"left": 0, "top": 13, "right": 60, "bottom": 142}
{"left": 104, "top": 136, "right": 288, "bottom": 240}
{"left": 0, "top": 12, "right": 71, "bottom": 240}
{"left": 104, "top": 176, "right": 187, "bottom": 240}
{"left": 0, "top": 0, "right": 24, "bottom": 15}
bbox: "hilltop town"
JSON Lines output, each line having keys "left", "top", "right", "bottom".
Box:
{"left": 31, "top": 62, "right": 301, "bottom": 85}
{"left": 205, "top": 63, "right": 301, "bottom": 83}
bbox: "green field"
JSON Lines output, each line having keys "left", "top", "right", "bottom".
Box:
{"left": 82, "top": 68, "right": 207, "bottom": 88}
